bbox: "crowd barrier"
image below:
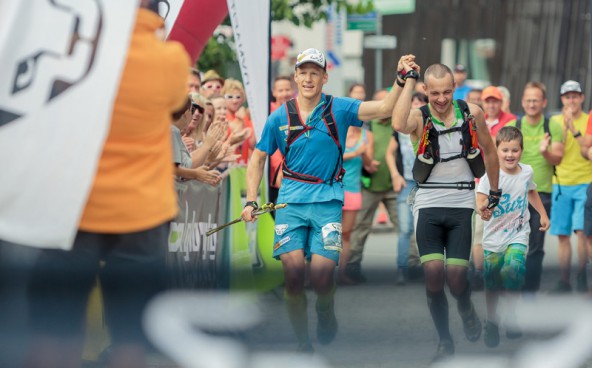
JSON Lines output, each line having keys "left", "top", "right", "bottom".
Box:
{"left": 166, "top": 166, "right": 284, "bottom": 291}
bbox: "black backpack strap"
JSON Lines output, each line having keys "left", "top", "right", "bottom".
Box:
{"left": 321, "top": 95, "right": 345, "bottom": 184}
{"left": 516, "top": 117, "right": 521, "bottom": 130}
{"left": 543, "top": 117, "right": 550, "bottom": 135}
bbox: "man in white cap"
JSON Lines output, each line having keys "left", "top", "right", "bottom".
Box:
{"left": 549, "top": 80, "right": 592, "bottom": 292}
{"left": 241, "top": 48, "right": 417, "bottom": 351}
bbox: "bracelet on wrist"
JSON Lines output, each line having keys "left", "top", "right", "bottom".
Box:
{"left": 573, "top": 131, "right": 582, "bottom": 138}
{"left": 396, "top": 77, "right": 406, "bottom": 88}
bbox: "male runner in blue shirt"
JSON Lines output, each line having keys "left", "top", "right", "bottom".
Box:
{"left": 242, "top": 48, "right": 416, "bottom": 351}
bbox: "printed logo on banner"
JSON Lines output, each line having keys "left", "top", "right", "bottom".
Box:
{"left": 275, "top": 224, "right": 288, "bottom": 235}
{"left": 0, "top": 0, "right": 104, "bottom": 127}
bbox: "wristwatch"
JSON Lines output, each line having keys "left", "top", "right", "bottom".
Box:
{"left": 244, "top": 201, "right": 259, "bottom": 210}
{"left": 573, "top": 131, "right": 582, "bottom": 138}
{"left": 403, "top": 69, "right": 420, "bottom": 80}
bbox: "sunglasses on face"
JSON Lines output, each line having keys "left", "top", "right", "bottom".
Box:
{"left": 191, "top": 103, "right": 204, "bottom": 114}
{"left": 203, "top": 83, "right": 222, "bottom": 90}
{"left": 224, "top": 94, "right": 243, "bottom": 100}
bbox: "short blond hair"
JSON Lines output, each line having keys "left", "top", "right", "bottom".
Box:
{"left": 222, "top": 78, "right": 245, "bottom": 96}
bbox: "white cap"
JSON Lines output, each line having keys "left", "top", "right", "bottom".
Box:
{"left": 295, "top": 48, "right": 326, "bottom": 70}
{"left": 560, "top": 80, "right": 582, "bottom": 95}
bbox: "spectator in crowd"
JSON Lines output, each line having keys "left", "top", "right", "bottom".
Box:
{"left": 497, "top": 85, "right": 513, "bottom": 114}
{"left": 392, "top": 61, "right": 500, "bottom": 361}
{"left": 549, "top": 80, "right": 591, "bottom": 292}
{"left": 345, "top": 89, "right": 403, "bottom": 284}
{"left": 507, "top": 81, "right": 564, "bottom": 293}
{"left": 269, "top": 76, "right": 295, "bottom": 206}
{"left": 471, "top": 86, "right": 517, "bottom": 290}
{"left": 477, "top": 126, "right": 549, "bottom": 348}
{"left": 242, "top": 49, "right": 414, "bottom": 352}
{"left": 580, "top": 114, "right": 592, "bottom": 288}
{"left": 186, "top": 67, "right": 201, "bottom": 94}
{"left": 337, "top": 83, "right": 369, "bottom": 284}
{"left": 26, "top": 3, "right": 190, "bottom": 367}
{"left": 348, "top": 83, "right": 367, "bottom": 101}
{"left": 466, "top": 88, "right": 483, "bottom": 108}
{"left": 171, "top": 96, "right": 222, "bottom": 186}
{"left": 201, "top": 69, "right": 224, "bottom": 98}
{"left": 452, "top": 64, "right": 470, "bottom": 100}
{"left": 339, "top": 125, "right": 367, "bottom": 284}
{"left": 384, "top": 92, "right": 427, "bottom": 284}
{"left": 415, "top": 80, "right": 426, "bottom": 94}
{"left": 223, "top": 79, "right": 256, "bottom": 165}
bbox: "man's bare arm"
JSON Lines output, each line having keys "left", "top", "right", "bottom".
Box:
{"left": 241, "top": 148, "right": 268, "bottom": 222}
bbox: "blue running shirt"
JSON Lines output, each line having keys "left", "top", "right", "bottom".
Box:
{"left": 257, "top": 94, "right": 362, "bottom": 204}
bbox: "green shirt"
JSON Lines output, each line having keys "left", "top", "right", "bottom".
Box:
{"left": 368, "top": 119, "right": 394, "bottom": 192}
{"left": 507, "top": 116, "right": 564, "bottom": 193}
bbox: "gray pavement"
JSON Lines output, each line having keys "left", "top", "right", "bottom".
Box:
{"left": 244, "top": 229, "right": 588, "bottom": 368}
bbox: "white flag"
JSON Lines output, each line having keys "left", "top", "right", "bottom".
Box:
{"left": 0, "top": 1, "right": 138, "bottom": 249}
{"left": 227, "top": 0, "right": 270, "bottom": 139}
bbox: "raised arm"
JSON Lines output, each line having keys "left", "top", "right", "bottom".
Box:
{"left": 391, "top": 58, "right": 423, "bottom": 139}
{"left": 472, "top": 103, "right": 499, "bottom": 193}
{"left": 241, "top": 148, "right": 268, "bottom": 222}
{"left": 357, "top": 54, "right": 417, "bottom": 122}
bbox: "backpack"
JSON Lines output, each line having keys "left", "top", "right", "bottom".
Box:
{"left": 412, "top": 100, "right": 484, "bottom": 189}
{"left": 273, "top": 95, "right": 345, "bottom": 186}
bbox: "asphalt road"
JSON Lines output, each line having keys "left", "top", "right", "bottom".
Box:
{"left": 243, "top": 228, "right": 591, "bottom": 368}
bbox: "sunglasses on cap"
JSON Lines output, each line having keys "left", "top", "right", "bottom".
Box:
{"left": 191, "top": 102, "right": 204, "bottom": 114}
{"left": 224, "top": 94, "right": 243, "bottom": 100}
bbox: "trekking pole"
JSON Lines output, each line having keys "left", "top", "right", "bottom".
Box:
{"left": 206, "top": 203, "right": 287, "bottom": 236}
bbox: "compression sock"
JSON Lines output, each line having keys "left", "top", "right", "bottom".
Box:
{"left": 426, "top": 289, "right": 452, "bottom": 341}
{"left": 453, "top": 283, "right": 472, "bottom": 314}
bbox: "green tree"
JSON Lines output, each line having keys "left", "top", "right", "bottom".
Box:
{"left": 272, "top": 0, "right": 374, "bottom": 27}
{"left": 197, "top": 0, "right": 374, "bottom": 77}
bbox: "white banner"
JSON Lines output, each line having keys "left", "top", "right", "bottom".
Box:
{"left": 227, "top": 0, "right": 270, "bottom": 139}
{"left": 0, "top": 1, "right": 138, "bottom": 249}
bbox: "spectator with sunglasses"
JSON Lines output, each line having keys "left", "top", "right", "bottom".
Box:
{"left": 171, "top": 96, "right": 222, "bottom": 186}
{"left": 201, "top": 69, "right": 224, "bottom": 98}
{"left": 223, "top": 78, "right": 256, "bottom": 164}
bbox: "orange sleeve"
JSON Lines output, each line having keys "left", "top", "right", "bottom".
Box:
{"left": 587, "top": 112, "right": 592, "bottom": 135}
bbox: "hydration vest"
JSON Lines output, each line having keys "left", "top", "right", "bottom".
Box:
{"left": 412, "top": 100, "right": 485, "bottom": 189}
{"left": 273, "top": 95, "right": 345, "bottom": 185}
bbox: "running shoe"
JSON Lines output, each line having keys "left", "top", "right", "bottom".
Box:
{"left": 316, "top": 299, "right": 338, "bottom": 345}
{"left": 460, "top": 303, "right": 482, "bottom": 342}
{"left": 431, "top": 338, "right": 454, "bottom": 363}
{"left": 483, "top": 320, "right": 500, "bottom": 348}
{"left": 550, "top": 280, "right": 572, "bottom": 293}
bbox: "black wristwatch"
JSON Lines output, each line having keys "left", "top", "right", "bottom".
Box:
{"left": 573, "top": 131, "right": 582, "bottom": 138}
{"left": 244, "top": 201, "right": 259, "bottom": 210}
{"left": 403, "top": 69, "right": 420, "bottom": 80}
{"left": 487, "top": 189, "right": 502, "bottom": 209}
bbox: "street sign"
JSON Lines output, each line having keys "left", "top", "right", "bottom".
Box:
{"left": 364, "top": 35, "right": 397, "bottom": 49}
{"left": 346, "top": 12, "right": 377, "bottom": 32}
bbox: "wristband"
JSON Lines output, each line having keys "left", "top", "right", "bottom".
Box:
{"left": 573, "top": 131, "right": 582, "bottom": 138}
{"left": 244, "top": 201, "right": 258, "bottom": 210}
{"left": 396, "top": 77, "right": 406, "bottom": 88}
